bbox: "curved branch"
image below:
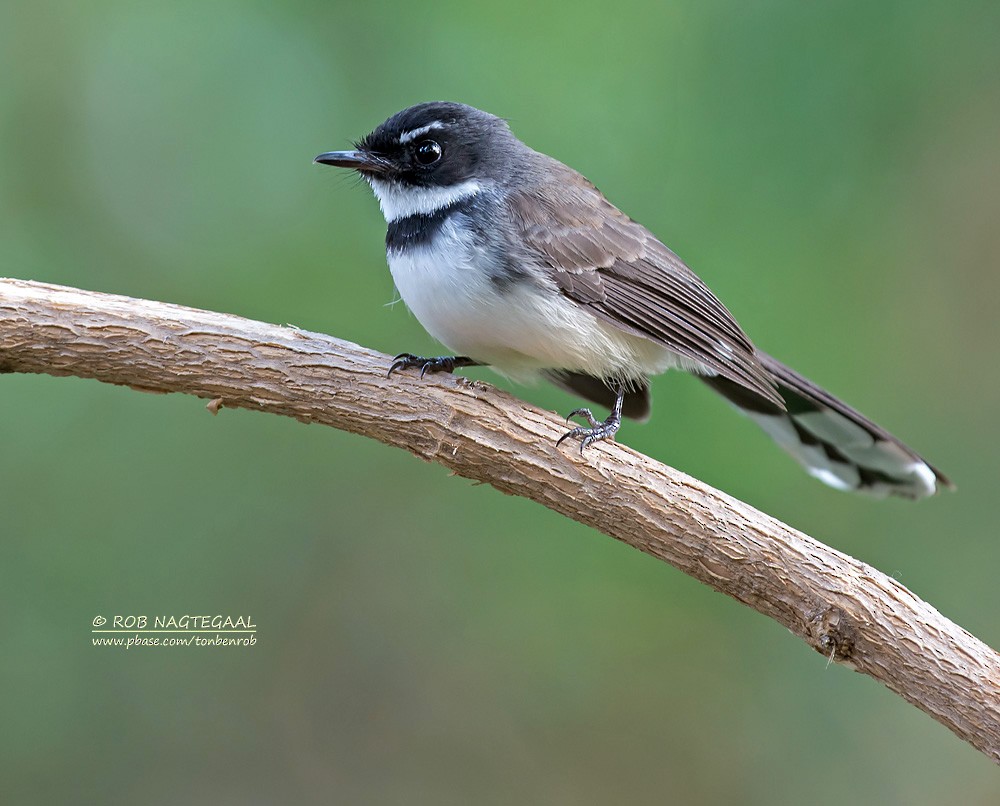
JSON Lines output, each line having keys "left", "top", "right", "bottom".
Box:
{"left": 2, "top": 277, "right": 998, "bottom": 762}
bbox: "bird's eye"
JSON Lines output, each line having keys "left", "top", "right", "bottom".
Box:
{"left": 414, "top": 140, "right": 442, "bottom": 166}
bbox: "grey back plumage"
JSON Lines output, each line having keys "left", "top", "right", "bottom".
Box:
{"left": 505, "top": 164, "right": 785, "bottom": 409}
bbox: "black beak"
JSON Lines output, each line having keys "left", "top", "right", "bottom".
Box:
{"left": 313, "top": 150, "right": 389, "bottom": 175}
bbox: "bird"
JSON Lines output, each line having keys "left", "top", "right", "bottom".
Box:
{"left": 314, "top": 101, "right": 951, "bottom": 499}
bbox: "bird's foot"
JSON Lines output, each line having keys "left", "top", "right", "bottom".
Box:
{"left": 556, "top": 407, "right": 622, "bottom": 453}
{"left": 388, "top": 354, "right": 479, "bottom": 379}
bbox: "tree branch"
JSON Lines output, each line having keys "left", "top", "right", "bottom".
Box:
{"left": 2, "top": 277, "right": 998, "bottom": 761}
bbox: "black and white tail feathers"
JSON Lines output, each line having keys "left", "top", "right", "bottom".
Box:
{"left": 545, "top": 356, "right": 949, "bottom": 499}
{"left": 702, "top": 352, "right": 951, "bottom": 499}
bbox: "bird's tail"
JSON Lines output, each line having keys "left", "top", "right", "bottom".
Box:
{"left": 701, "top": 352, "right": 952, "bottom": 499}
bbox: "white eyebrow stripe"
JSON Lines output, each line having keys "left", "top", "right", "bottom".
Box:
{"left": 399, "top": 122, "right": 446, "bottom": 144}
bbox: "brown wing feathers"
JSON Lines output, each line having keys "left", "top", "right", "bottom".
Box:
{"left": 511, "top": 173, "right": 784, "bottom": 410}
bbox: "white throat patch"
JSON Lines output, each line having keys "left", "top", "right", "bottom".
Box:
{"left": 367, "top": 177, "right": 483, "bottom": 223}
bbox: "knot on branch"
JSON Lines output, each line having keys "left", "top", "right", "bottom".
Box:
{"left": 807, "top": 606, "right": 857, "bottom": 664}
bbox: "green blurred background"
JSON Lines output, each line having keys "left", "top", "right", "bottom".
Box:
{"left": 2, "top": 1, "right": 998, "bottom": 802}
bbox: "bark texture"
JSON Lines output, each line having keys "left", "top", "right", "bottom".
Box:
{"left": 2, "top": 277, "right": 998, "bottom": 762}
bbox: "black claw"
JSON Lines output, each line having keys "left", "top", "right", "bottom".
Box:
{"left": 555, "top": 428, "right": 582, "bottom": 449}
{"left": 388, "top": 353, "right": 458, "bottom": 378}
{"left": 557, "top": 407, "right": 622, "bottom": 452}
{"left": 564, "top": 407, "right": 601, "bottom": 428}
{"left": 387, "top": 353, "right": 410, "bottom": 378}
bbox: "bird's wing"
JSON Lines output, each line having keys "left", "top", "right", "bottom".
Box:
{"left": 508, "top": 169, "right": 784, "bottom": 409}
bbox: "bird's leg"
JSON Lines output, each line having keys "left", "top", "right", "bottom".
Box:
{"left": 556, "top": 384, "right": 625, "bottom": 452}
{"left": 388, "top": 354, "right": 483, "bottom": 379}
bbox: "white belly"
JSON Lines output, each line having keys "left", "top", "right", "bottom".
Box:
{"left": 386, "top": 219, "right": 691, "bottom": 383}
